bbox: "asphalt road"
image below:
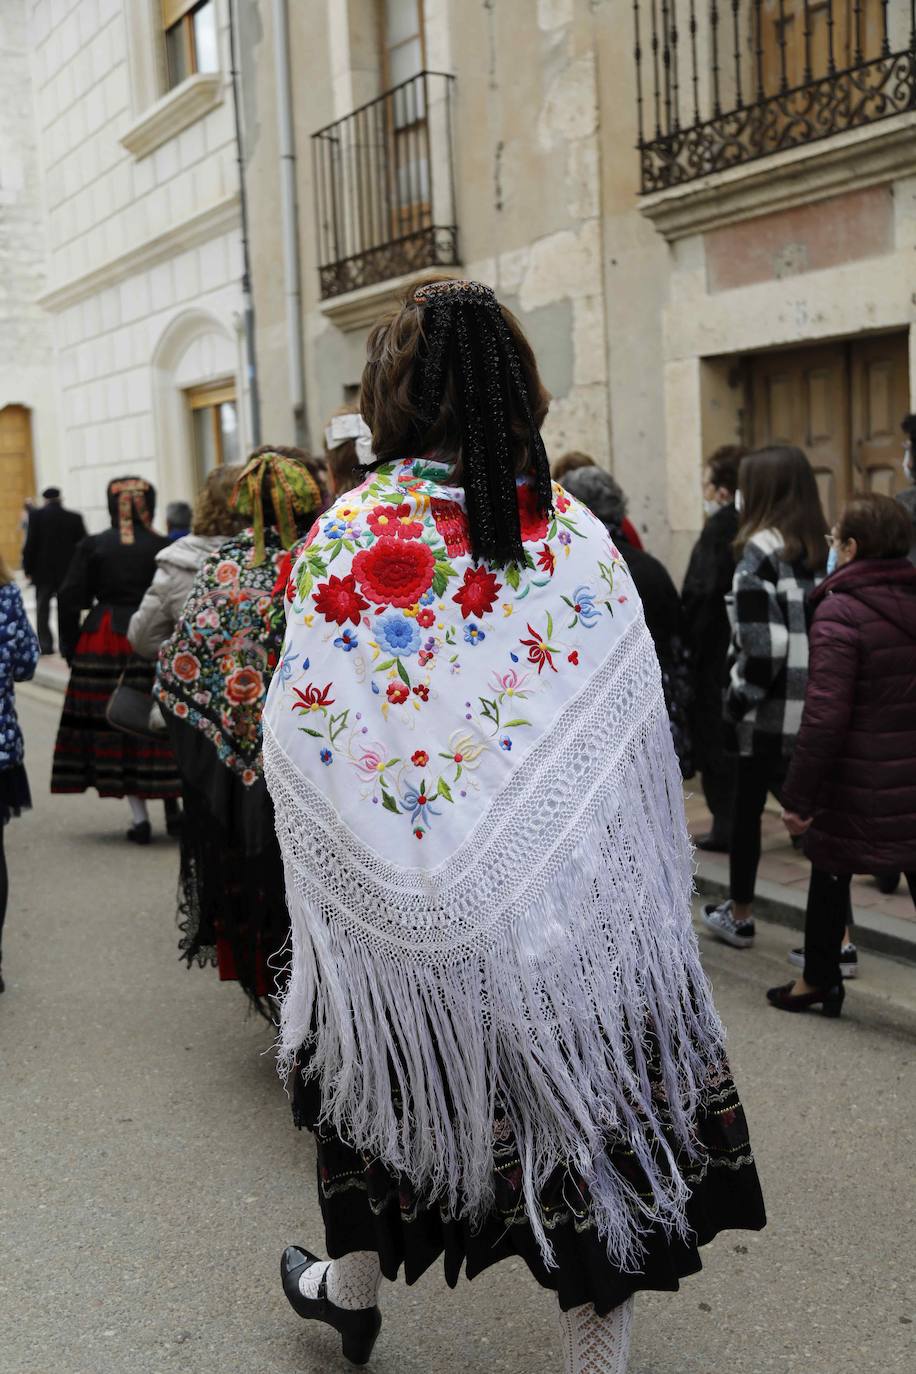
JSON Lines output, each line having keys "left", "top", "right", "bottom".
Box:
{"left": 1, "top": 686, "right": 914, "bottom": 1374}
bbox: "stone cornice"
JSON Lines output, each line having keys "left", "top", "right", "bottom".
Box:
{"left": 37, "top": 193, "right": 241, "bottom": 312}
{"left": 638, "top": 112, "right": 916, "bottom": 241}
{"left": 120, "top": 72, "right": 224, "bottom": 160}
{"left": 318, "top": 265, "right": 464, "bottom": 332}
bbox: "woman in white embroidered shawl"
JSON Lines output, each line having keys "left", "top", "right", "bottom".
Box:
{"left": 263, "top": 280, "right": 765, "bottom": 1373}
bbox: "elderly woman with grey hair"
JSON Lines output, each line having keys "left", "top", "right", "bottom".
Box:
{"left": 561, "top": 466, "right": 693, "bottom": 774}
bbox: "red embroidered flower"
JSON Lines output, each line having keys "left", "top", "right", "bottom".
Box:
{"left": 412, "top": 749, "right": 429, "bottom": 767}
{"left": 225, "top": 666, "right": 264, "bottom": 705}
{"left": 431, "top": 497, "right": 470, "bottom": 558}
{"left": 172, "top": 651, "right": 200, "bottom": 683}
{"left": 520, "top": 622, "right": 558, "bottom": 674}
{"left": 413, "top": 684, "right": 429, "bottom": 701}
{"left": 517, "top": 484, "right": 548, "bottom": 543}
{"left": 536, "top": 543, "right": 555, "bottom": 575}
{"left": 452, "top": 565, "right": 502, "bottom": 620}
{"left": 353, "top": 537, "right": 435, "bottom": 608}
{"left": 292, "top": 682, "right": 335, "bottom": 713}
{"left": 554, "top": 490, "right": 571, "bottom": 513}
{"left": 366, "top": 503, "right": 424, "bottom": 541}
{"left": 312, "top": 573, "right": 369, "bottom": 625}
{"left": 416, "top": 607, "right": 436, "bottom": 629}
{"left": 568, "top": 650, "right": 579, "bottom": 665}
{"left": 214, "top": 559, "right": 240, "bottom": 584}
{"left": 387, "top": 682, "right": 410, "bottom": 704}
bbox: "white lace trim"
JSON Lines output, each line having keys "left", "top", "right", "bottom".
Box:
{"left": 264, "top": 618, "right": 725, "bottom": 1269}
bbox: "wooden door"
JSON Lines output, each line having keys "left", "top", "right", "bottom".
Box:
{"left": 761, "top": 0, "right": 885, "bottom": 95}
{"left": 749, "top": 343, "right": 850, "bottom": 522}
{"left": 0, "top": 405, "right": 35, "bottom": 571}
{"left": 851, "top": 333, "right": 910, "bottom": 497}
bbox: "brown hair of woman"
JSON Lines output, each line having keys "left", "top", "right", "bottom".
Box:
{"left": 735, "top": 444, "right": 828, "bottom": 570}
{"left": 360, "top": 280, "right": 550, "bottom": 475}
{"left": 191, "top": 465, "right": 246, "bottom": 538}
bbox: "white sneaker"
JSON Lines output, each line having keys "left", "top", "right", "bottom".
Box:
{"left": 701, "top": 900, "right": 755, "bottom": 949}
{"left": 788, "top": 943, "right": 858, "bottom": 979}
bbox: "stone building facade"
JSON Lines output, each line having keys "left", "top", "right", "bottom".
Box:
{"left": 240, "top": 0, "right": 916, "bottom": 575}
{"left": 4, "top": 0, "right": 247, "bottom": 545}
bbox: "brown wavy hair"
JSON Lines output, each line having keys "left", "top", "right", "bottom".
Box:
{"left": 360, "top": 280, "right": 550, "bottom": 475}
{"left": 191, "top": 465, "right": 246, "bottom": 537}
{"left": 837, "top": 492, "right": 913, "bottom": 560}
{"left": 735, "top": 445, "right": 828, "bottom": 571}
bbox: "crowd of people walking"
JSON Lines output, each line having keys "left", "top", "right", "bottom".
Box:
{"left": 2, "top": 275, "right": 916, "bottom": 1372}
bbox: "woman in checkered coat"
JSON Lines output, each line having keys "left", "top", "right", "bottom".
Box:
{"left": 702, "top": 446, "right": 827, "bottom": 951}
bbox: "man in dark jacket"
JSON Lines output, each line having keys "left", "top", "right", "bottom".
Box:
{"left": 22, "top": 487, "right": 87, "bottom": 655}
{"left": 681, "top": 446, "right": 746, "bottom": 850}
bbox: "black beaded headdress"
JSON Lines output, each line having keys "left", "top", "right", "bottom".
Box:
{"left": 412, "top": 279, "right": 553, "bottom": 567}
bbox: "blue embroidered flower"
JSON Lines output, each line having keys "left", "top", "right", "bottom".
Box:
{"left": 324, "top": 518, "right": 349, "bottom": 540}
{"left": 464, "top": 623, "right": 485, "bottom": 646}
{"left": 276, "top": 646, "right": 299, "bottom": 685}
{"left": 403, "top": 783, "right": 442, "bottom": 826}
{"left": 419, "top": 587, "right": 436, "bottom": 606}
{"left": 334, "top": 628, "right": 359, "bottom": 652}
{"left": 320, "top": 749, "right": 333, "bottom": 765}
{"left": 499, "top": 735, "right": 512, "bottom": 751}
{"left": 375, "top": 611, "right": 421, "bottom": 658}
{"left": 571, "top": 586, "right": 600, "bottom": 627}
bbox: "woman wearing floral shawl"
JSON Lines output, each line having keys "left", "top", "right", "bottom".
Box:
{"left": 156, "top": 448, "right": 321, "bottom": 1017}
{"left": 263, "top": 282, "right": 765, "bottom": 1372}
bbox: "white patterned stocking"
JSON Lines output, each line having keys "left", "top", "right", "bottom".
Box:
{"left": 558, "top": 1296, "right": 633, "bottom": 1374}
{"left": 298, "top": 1251, "right": 382, "bottom": 1311}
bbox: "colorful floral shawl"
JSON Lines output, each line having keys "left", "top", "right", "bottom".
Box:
{"left": 157, "top": 528, "right": 295, "bottom": 783}
{"left": 263, "top": 458, "right": 724, "bottom": 1266}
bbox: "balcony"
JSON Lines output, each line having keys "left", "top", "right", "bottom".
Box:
{"left": 312, "top": 71, "right": 459, "bottom": 300}
{"left": 634, "top": 0, "right": 916, "bottom": 193}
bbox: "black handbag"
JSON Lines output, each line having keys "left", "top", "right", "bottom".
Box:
{"left": 105, "top": 673, "right": 168, "bottom": 740}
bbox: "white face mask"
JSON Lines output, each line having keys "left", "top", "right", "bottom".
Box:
{"left": 703, "top": 498, "right": 721, "bottom": 519}
{"left": 734, "top": 489, "right": 743, "bottom": 514}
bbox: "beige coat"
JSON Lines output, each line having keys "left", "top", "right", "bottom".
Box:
{"left": 128, "top": 533, "right": 226, "bottom": 660}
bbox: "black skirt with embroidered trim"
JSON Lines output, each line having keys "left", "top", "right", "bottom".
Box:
{"left": 291, "top": 1051, "right": 766, "bottom": 1317}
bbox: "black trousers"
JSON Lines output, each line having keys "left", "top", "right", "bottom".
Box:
{"left": 35, "top": 583, "right": 56, "bottom": 654}
{"left": 729, "top": 755, "right": 788, "bottom": 906}
{"left": 804, "top": 868, "right": 916, "bottom": 988}
{"left": 700, "top": 756, "right": 737, "bottom": 839}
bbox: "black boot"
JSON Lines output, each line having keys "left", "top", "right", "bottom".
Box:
{"left": 280, "top": 1246, "right": 382, "bottom": 1366}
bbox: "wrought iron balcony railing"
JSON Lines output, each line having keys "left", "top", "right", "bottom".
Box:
{"left": 312, "top": 71, "right": 458, "bottom": 299}
{"left": 634, "top": 0, "right": 916, "bottom": 193}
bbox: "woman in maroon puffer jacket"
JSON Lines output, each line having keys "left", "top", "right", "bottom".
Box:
{"left": 770, "top": 493, "right": 916, "bottom": 1016}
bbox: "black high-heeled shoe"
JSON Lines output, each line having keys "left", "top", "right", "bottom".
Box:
{"left": 766, "top": 980, "right": 845, "bottom": 1017}
{"left": 280, "top": 1246, "right": 382, "bottom": 1366}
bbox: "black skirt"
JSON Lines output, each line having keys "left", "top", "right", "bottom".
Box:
{"left": 292, "top": 1049, "right": 766, "bottom": 1317}
{"left": 0, "top": 763, "right": 31, "bottom": 826}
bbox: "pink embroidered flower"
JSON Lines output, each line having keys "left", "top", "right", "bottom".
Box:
{"left": 386, "top": 682, "right": 410, "bottom": 704}
{"left": 225, "top": 666, "right": 264, "bottom": 705}
{"left": 214, "top": 559, "right": 240, "bottom": 584}
{"left": 172, "top": 652, "right": 200, "bottom": 682}
{"left": 489, "top": 667, "right": 531, "bottom": 698}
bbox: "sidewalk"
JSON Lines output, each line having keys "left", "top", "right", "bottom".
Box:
{"left": 686, "top": 789, "right": 916, "bottom": 966}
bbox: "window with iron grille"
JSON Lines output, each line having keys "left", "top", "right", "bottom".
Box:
{"left": 634, "top": 0, "right": 916, "bottom": 193}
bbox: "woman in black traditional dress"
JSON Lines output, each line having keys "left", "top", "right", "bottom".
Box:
{"left": 263, "top": 281, "right": 765, "bottom": 1374}
{"left": 51, "top": 478, "right": 180, "bottom": 842}
{"left": 155, "top": 449, "right": 322, "bottom": 1017}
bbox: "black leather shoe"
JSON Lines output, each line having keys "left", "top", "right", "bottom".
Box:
{"left": 766, "top": 980, "right": 844, "bottom": 1017}
{"left": 281, "top": 1246, "right": 381, "bottom": 1366}
{"left": 694, "top": 832, "right": 730, "bottom": 853}
{"left": 126, "top": 821, "right": 152, "bottom": 845}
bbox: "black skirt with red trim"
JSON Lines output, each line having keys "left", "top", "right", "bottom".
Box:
{"left": 51, "top": 610, "right": 180, "bottom": 800}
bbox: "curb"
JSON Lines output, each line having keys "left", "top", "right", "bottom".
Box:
{"left": 696, "top": 859, "right": 916, "bottom": 968}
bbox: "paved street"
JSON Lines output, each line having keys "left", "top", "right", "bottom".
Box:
{"left": 2, "top": 684, "right": 915, "bottom": 1374}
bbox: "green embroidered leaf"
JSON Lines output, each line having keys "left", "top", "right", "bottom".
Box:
{"left": 516, "top": 585, "right": 531, "bottom": 599}
{"left": 437, "top": 777, "right": 454, "bottom": 802}
{"left": 328, "top": 540, "right": 342, "bottom": 562}
{"left": 298, "top": 727, "right": 322, "bottom": 738}
{"left": 547, "top": 519, "right": 558, "bottom": 541}
{"left": 396, "top": 659, "right": 411, "bottom": 686}
{"left": 560, "top": 595, "right": 573, "bottom": 608}
{"left": 381, "top": 791, "right": 400, "bottom": 813}
{"left": 375, "top": 658, "right": 395, "bottom": 672}
{"left": 432, "top": 568, "right": 449, "bottom": 597}
{"left": 546, "top": 611, "right": 554, "bottom": 638}
{"left": 524, "top": 551, "right": 536, "bottom": 570}
{"left": 380, "top": 492, "right": 405, "bottom": 505}
{"left": 505, "top": 563, "right": 521, "bottom": 591}
{"left": 501, "top": 718, "right": 531, "bottom": 728}
{"left": 297, "top": 569, "right": 313, "bottom": 598}
{"left": 329, "top": 709, "right": 350, "bottom": 743}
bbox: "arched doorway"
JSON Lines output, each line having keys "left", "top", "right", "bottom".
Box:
{"left": 0, "top": 405, "right": 36, "bottom": 570}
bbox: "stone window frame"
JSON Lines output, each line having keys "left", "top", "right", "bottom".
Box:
{"left": 119, "top": 0, "right": 225, "bottom": 161}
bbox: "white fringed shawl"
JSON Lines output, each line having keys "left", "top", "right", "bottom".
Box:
{"left": 263, "top": 458, "right": 723, "bottom": 1268}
